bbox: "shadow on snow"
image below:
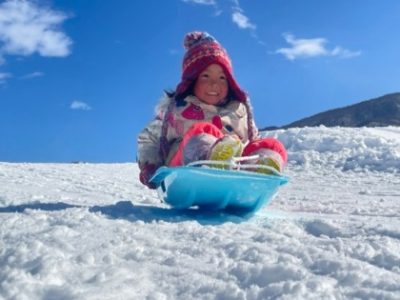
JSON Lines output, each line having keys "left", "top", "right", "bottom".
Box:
{"left": 0, "top": 201, "right": 248, "bottom": 225}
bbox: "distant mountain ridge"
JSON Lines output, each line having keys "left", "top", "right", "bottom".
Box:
{"left": 265, "top": 92, "right": 400, "bottom": 129}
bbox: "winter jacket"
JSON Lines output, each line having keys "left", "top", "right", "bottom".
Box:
{"left": 137, "top": 94, "right": 259, "bottom": 173}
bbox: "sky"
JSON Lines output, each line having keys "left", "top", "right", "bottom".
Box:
{"left": 1, "top": 0, "right": 399, "bottom": 163}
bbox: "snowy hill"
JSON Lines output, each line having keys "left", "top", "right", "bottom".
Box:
{"left": 1, "top": 127, "right": 400, "bottom": 299}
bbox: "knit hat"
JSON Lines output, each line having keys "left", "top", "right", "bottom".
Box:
{"left": 175, "top": 31, "right": 247, "bottom": 102}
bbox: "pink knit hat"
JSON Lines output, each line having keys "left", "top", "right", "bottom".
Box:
{"left": 175, "top": 31, "right": 247, "bottom": 102}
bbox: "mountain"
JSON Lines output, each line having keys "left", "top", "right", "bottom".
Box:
{"left": 275, "top": 92, "right": 400, "bottom": 129}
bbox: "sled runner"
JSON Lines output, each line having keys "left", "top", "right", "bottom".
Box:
{"left": 149, "top": 156, "right": 289, "bottom": 215}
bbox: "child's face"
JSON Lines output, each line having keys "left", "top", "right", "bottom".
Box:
{"left": 194, "top": 64, "right": 228, "bottom": 105}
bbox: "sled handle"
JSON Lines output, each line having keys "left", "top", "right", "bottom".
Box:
{"left": 149, "top": 166, "right": 171, "bottom": 186}
{"left": 186, "top": 155, "right": 283, "bottom": 176}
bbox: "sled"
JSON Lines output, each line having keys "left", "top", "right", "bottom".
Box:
{"left": 149, "top": 156, "right": 289, "bottom": 215}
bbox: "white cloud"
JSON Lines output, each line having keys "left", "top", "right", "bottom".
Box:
{"left": 276, "top": 34, "right": 328, "bottom": 60}
{"left": 331, "top": 46, "right": 361, "bottom": 58}
{"left": 231, "top": 10, "right": 256, "bottom": 30}
{"left": 181, "top": 0, "right": 257, "bottom": 30}
{"left": 20, "top": 71, "right": 44, "bottom": 79}
{"left": 230, "top": 0, "right": 256, "bottom": 31}
{"left": 181, "top": 0, "right": 261, "bottom": 42}
{"left": 182, "top": 0, "right": 221, "bottom": 15}
{"left": 0, "top": 0, "right": 72, "bottom": 62}
{"left": 0, "top": 72, "right": 11, "bottom": 84}
{"left": 70, "top": 101, "right": 92, "bottom": 111}
{"left": 276, "top": 33, "right": 361, "bottom": 60}
{"left": 182, "top": 0, "right": 216, "bottom": 5}
{"left": 230, "top": 2, "right": 259, "bottom": 42}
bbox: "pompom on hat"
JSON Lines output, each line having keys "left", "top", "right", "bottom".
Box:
{"left": 175, "top": 31, "right": 247, "bottom": 102}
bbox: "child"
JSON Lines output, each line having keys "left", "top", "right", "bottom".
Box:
{"left": 137, "top": 31, "right": 287, "bottom": 189}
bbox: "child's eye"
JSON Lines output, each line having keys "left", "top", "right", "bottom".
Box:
{"left": 219, "top": 76, "right": 226, "bottom": 80}
{"left": 201, "top": 73, "right": 209, "bottom": 78}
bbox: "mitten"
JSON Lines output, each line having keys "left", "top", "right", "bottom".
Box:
{"left": 139, "top": 162, "right": 158, "bottom": 189}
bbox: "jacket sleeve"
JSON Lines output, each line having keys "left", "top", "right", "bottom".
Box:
{"left": 137, "top": 117, "right": 163, "bottom": 170}
{"left": 243, "top": 99, "right": 260, "bottom": 141}
{"left": 250, "top": 118, "right": 260, "bottom": 140}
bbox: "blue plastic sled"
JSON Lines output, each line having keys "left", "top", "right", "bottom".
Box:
{"left": 149, "top": 160, "right": 288, "bottom": 215}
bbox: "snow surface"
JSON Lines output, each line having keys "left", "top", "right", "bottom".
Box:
{"left": 1, "top": 126, "right": 400, "bottom": 300}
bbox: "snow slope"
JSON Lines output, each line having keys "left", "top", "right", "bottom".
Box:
{"left": 1, "top": 126, "right": 399, "bottom": 299}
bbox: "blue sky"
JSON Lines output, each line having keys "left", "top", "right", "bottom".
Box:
{"left": 1, "top": 0, "right": 399, "bottom": 163}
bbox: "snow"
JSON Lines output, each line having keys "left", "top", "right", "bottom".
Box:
{"left": 1, "top": 126, "right": 400, "bottom": 299}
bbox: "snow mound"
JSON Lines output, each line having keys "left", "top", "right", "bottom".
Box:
{"left": 263, "top": 126, "right": 400, "bottom": 172}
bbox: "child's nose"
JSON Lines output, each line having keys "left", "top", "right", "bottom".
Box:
{"left": 209, "top": 79, "right": 218, "bottom": 86}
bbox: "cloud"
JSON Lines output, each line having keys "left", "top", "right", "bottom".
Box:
{"left": 331, "top": 46, "right": 361, "bottom": 59}
{"left": 230, "top": 1, "right": 257, "bottom": 31}
{"left": 20, "top": 71, "right": 44, "bottom": 79}
{"left": 182, "top": 0, "right": 216, "bottom": 4}
{"left": 0, "top": 72, "right": 11, "bottom": 84}
{"left": 182, "top": 0, "right": 257, "bottom": 31}
{"left": 231, "top": 8, "right": 256, "bottom": 30}
{"left": 276, "top": 34, "right": 328, "bottom": 60}
{"left": 0, "top": 0, "right": 72, "bottom": 63}
{"left": 70, "top": 101, "right": 92, "bottom": 111}
{"left": 230, "top": 3, "right": 262, "bottom": 45}
{"left": 181, "top": 0, "right": 221, "bottom": 15}
{"left": 276, "top": 33, "right": 361, "bottom": 60}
